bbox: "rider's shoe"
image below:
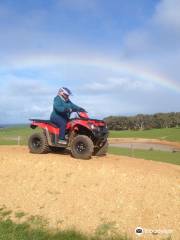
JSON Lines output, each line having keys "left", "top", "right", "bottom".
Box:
{"left": 57, "top": 139, "right": 67, "bottom": 145}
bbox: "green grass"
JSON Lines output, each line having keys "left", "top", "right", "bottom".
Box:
{"left": 0, "top": 125, "right": 180, "bottom": 145}
{"left": 0, "top": 219, "right": 132, "bottom": 240}
{"left": 0, "top": 219, "right": 88, "bottom": 240}
{"left": 14, "top": 212, "right": 27, "bottom": 219}
{"left": 0, "top": 207, "right": 131, "bottom": 240}
{"left": 0, "top": 125, "right": 40, "bottom": 145}
{"left": 109, "top": 128, "right": 180, "bottom": 142}
{"left": 0, "top": 212, "right": 172, "bottom": 240}
{"left": 108, "top": 147, "right": 180, "bottom": 165}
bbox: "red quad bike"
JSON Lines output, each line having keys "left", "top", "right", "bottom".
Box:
{"left": 28, "top": 111, "right": 109, "bottom": 159}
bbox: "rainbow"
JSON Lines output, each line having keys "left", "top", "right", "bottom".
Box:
{"left": 8, "top": 53, "right": 180, "bottom": 93}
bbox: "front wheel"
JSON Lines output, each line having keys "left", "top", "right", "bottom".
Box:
{"left": 28, "top": 132, "right": 50, "bottom": 154}
{"left": 70, "top": 135, "right": 94, "bottom": 160}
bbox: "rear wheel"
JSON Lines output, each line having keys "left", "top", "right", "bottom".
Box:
{"left": 70, "top": 135, "right": 94, "bottom": 159}
{"left": 94, "top": 141, "right": 108, "bottom": 156}
{"left": 28, "top": 132, "right": 50, "bottom": 154}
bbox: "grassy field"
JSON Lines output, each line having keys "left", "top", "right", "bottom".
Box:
{"left": 0, "top": 125, "right": 40, "bottom": 145}
{"left": 0, "top": 220, "right": 131, "bottom": 240}
{"left": 0, "top": 206, "right": 172, "bottom": 240}
{"left": 0, "top": 126, "right": 180, "bottom": 145}
{"left": 108, "top": 147, "right": 180, "bottom": 165}
{"left": 109, "top": 128, "right": 180, "bottom": 142}
{"left": 0, "top": 207, "right": 130, "bottom": 240}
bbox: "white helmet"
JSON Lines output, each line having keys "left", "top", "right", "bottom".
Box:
{"left": 59, "top": 87, "right": 72, "bottom": 96}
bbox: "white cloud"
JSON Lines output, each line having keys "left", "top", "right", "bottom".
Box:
{"left": 0, "top": 73, "right": 56, "bottom": 123}
{"left": 80, "top": 77, "right": 155, "bottom": 94}
{"left": 9, "top": 80, "right": 53, "bottom": 96}
{"left": 154, "top": 0, "right": 180, "bottom": 30}
{"left": 122, "top": 0, "right": 180, "bottom": 87}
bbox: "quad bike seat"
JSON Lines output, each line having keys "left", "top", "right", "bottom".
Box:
{"left": 30, "top": 119, "right": 59, "bottom": 128}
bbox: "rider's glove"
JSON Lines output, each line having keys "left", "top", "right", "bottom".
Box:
{"left": 70, "top": 108, "right": 77, "bottom": 112}
{"left": 64, "top": 108, "right": 71, "bottom": 113}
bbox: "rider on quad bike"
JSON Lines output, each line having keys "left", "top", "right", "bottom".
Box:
{"left": 28, "top": 87, "right": 108, "bottom": 159}
{"left": 50, "top": 87, "right": 85, "bottom": 145}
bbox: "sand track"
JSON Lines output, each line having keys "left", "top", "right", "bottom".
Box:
{"left": 0, "top": 146, "right": 179, "bottom": 239}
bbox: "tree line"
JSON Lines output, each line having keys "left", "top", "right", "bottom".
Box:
{"left": 104, "top": 112, "right": 180, "bottom": 130}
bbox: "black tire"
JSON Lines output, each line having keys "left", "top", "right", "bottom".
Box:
{"left": 28, "top": 132, "right": 50, "bottom": 154}
{"left": 70, "top": 135, "right": 94, "bottom": 160}
{"left": 94, "top": 141, "right": 108, "bottom": 156}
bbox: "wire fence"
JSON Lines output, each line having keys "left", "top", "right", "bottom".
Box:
{"left": 109, "top": 143, "right": 180, "bottom": 153}
{"left": 1, "top": 136, "right": 180, "bottom": 153}
{"left": 0, "top": 136, "right": 29, "bottom": 145}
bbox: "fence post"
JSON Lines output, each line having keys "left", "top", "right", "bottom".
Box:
{"left": 17, "top": 136, "right": 21, "bottom": 145}
{"left": 130, "top": 143, "right": 134, "bottom": 157}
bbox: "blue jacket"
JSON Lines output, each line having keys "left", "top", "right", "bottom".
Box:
{"left": 50, "top": 95, "right": 83, "bottom": 119}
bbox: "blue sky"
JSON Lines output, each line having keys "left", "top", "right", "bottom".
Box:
{"left": 0, "top": 0, "right": 180, "bottom": 123}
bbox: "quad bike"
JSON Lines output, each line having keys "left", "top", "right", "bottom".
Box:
{"left": 28, "top": 111, "right": 108, "bottom": 159}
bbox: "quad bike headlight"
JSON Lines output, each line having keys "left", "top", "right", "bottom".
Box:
{"left": 88, "top": 123, "right": 99, "bottom": 130}
{"left": 88, "top": 123, "right": 96, "bottom": 129}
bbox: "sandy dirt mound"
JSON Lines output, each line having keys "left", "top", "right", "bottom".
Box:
{"left": 0, "top": 146, "right": 179, "bottom": 239}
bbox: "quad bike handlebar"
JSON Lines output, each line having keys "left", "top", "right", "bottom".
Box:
{"left": 70, "top": 108, "right": 87, "bottom": 113}
{"left": 71, "top": 110, "right": 89, "bottom": 119}
{"left": 77, "top": 111, "right": 89, "bottom": 118}
{"left": 65, "top": 108, "right": 88, "bottom": 118}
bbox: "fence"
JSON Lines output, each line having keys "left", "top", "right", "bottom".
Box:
{"left": 110, "top": 143, "right": 180, "bottom": 153}
{"left": 0, "top": 136, "right": 28, "bottom": 145}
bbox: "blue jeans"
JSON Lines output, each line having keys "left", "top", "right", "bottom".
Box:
{"left": 50, "top": 114, "right": 67, "bottom": 140}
